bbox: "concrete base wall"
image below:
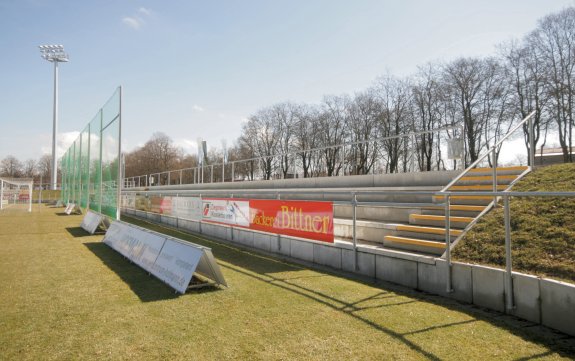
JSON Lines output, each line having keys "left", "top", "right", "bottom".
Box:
{"left": 122, "top": 208, "right": 575, "bottom": 337}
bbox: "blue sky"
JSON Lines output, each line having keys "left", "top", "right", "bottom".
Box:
{"left": 0, "top": 0, "right": 573, "bottom": 161}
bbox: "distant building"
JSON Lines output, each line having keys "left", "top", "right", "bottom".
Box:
{"left": 534, "top": 147, "right": 575, "bottom": 165}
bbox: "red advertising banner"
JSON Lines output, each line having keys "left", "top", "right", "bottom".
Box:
{"left": 249, "top": 200, "right": 334, "bottom": 243}
{"left": 150, "top": 196, "right": 172, "bottom": 215}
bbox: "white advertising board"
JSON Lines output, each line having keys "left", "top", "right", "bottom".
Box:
{"left": 65, "top": 203, "right": 76, "bottom": 214}
{"left": 80, "top": 210, "right": 104, "bottom": 234}
{"left": 152, "top": 239, "right": 203, "bottom": 293}
{"left": 102, "top": 220, "right": 227, "bottom": 293}
{"left": 171, "top": 196, "right": 202, "bottom": 221}
{"left": 202, "top": 198, "right": 250, "bottom": 227}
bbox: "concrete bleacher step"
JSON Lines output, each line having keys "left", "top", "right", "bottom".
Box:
{"left": 383, "top": 235, "right": 446, "bottom": 256}
{"left": 421, "top": 204, "right": 485, "bottom": 217}
{"left": 409, "top": 214, "right": 473, "bottom": 228}
{"left": 395, "top": 224, "right": 462, "bottom": 237}
{"left": 468, "top": 166, "right": 528, "bottom": 176}
{"left": 433, "top": 194, "right": 494, "bottom": 205}
{"left": 448, "top": 184, "right": 508, "bottom": 191}
{"left": 457, "top": 174, "right": 517, "bottom": 185}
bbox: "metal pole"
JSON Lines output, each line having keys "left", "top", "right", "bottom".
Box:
{"left": 529, "top": 114, "right": 535, "bottom": 167}
{"left": 232, "top": 162, "right": 235, "bottom": 182}
{"left": 116, "top": 86, "right": 122, "bottom": 220}
{"left": 51, "top": 61, "right": 59, "bottom": 190}
{"left": 211, "top": 165, "right": 214, "bottom": 183}
{"left": 492, "top": 149, "right": 498, "bottom": 208}
{"left": 222, "top": 161, "right": 225, "bottom": 183}
{"left": 352, "top": 193, "right": 358, "bottom": 271}
{"left": 445, "top": 194, "right": 453, "bottom": 292}
{"left": 504, "top": 195, "right": 514, "bottom": 310}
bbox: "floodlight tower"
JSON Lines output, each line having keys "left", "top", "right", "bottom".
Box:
{"left": 39, "top": 44, "right": 69, "bottom": 190}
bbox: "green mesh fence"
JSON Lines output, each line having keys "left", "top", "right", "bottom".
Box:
{"left": 60, "top": 87, "right": 121, "bottom": 220}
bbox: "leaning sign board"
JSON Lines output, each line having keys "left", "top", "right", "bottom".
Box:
{"left": 64, "top": 203, "right": 76, "bottom": 215}
{"left": 103, "top": 220, "right": 227, "bottom": 293}
{"left": 80, "top": 210, "right": 105, "bottom": 235}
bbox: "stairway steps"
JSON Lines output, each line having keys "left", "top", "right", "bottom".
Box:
{"left": 383, "top": 235, "right": 446, "bottom": 255}
{"left": 396, "top": 224, "right": 462, "bottom": 236}
{"left": 448, "top": 185, "right": 508, "bottom": 191}
{"left": 449, "top": 205, "right": 485, "bottom": 212}
{"left": 411, "top": 214, "right": 474, "bottom": 222}
{"left": 468, "top": 166, "right": 528, "bottom": 176}
{"left": 410, "top": 214, "right": 473, "bottom": 228}
{"left": 459, "top": 175, "right": 517, "bottom": 182}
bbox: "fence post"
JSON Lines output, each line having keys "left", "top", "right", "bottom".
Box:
{"left": 445, "top": 194, "right": 453, "bottom": 293}
{"left": 504, "top": 194, "right": 515, "bottom": 310}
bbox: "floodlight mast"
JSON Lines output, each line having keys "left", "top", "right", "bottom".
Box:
{"left": 39, "top": 44, "right": 69, "bottom": 191}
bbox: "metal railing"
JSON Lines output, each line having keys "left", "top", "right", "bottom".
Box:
{"left": 440, "top": 190, "right": 575, "bottom": 310}
{"left": 124, "top": 124, "right": 462, "bottom": 188}
{"left": 439, "top": 111, "right": 536, "bottom": 294}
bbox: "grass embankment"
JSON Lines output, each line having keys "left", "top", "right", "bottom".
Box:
{"left": 1, "top": 205, "right": 574, "bottom": 360}
{"left": 453, "top": 163, "right": 575, "bottom": 283}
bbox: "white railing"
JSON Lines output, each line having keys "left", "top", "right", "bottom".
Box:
{"left": 124, "top": 125, "right": 462, "bottom": 188}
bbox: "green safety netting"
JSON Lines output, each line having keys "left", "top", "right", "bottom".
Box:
{"left": 60, "top": 87, "right": 121, "bottom": 220}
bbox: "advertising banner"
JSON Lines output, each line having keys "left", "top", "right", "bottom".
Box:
{"left": 249, "top": 200, "right": 334, "bottom": 243}
{"left": 171, "top": 196, "right": 202, "bottom": 221}
{"left": 202, "top": 198, "right": 250, "bottom": 227}
{"left": 151, "top": 196, "right": 172, "bottom": 215}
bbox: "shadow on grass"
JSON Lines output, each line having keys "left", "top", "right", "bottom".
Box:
{"left": 83, "top": 242, "right": 221, "bottom": 302}
{"left": 66, "top": 227, "right": 105, "bottom": 237}
{"left": 121, "top": 215, "right": 575, "bottom": 359}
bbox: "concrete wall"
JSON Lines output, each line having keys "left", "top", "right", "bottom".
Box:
{"left": 121, "top": 207, "right": 575, "bottom": 337}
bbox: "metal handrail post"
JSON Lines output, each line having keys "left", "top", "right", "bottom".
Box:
{"left": 492, "top": 148, "right": 498, "bottom": 208}
{"left": 504, "top": 194, "right": 514, "bottom": 310}
{"left": 529, "top": 114, "right": 535, "bottom": 167}
{"left": 445, "top": 194, "right": 453, "bottom": 292}
{"left": 352, "top": 193, "right": 358, "bottom": 271}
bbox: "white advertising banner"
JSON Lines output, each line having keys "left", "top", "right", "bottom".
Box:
{"left": 102, "top": 220, "right": 227, "bottom": 293}
{"left": 202, "top": 198, "right": 250, "bottom": 227}
{"left": 171, "top": 196, "right": 202, "bottom": 221}
{"left": 121, "top": 194, "right": 136, "bottom": 209}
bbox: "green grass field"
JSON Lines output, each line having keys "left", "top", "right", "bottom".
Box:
{"left": 1, "top": 205, "right": 574, "bottom": 360}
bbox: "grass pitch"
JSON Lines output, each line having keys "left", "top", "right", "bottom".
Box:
{"left": 1, "top": 205, "right": 574, "bottom": 360}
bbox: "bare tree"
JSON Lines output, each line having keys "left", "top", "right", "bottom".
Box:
{"left": 292, "top": 104, "right": 321, "bottom": 177}
{"left": 501, "top": 39, "right": 549, "bottom": 165}
{"left": 372, "top": 75, "right": 412, "bottom": 173}
{"left": 347, "top": 90, "right": 380, "bottom": 174}
{"left": 319, "top": 95, "right": 349, "bottom": 176}
{"left": 411, "top": 64, "right": 444, "bottom": 171}
{"left": 242, "top": 107, "right": 281, "bottom": 180}
{"left": 530, "top": 7, "right": 575, "bottom": 162}
{"left": 0, "top": 156, "right": 23, "bottom": 177}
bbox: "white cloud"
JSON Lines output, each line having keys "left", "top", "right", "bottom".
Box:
{"left": 192, "top": 104, "right": 205, "bottom": 112}
{"left": 122, "top": 17, "right": 142, "bottom": 30}
{"left": 138, "top": 7, "right": 151, "bottom": 16}
{"left": 122, "top": 8, "right": 152, "bottom": 30}
{"left": 174, "top": 138, "right": 199, "bottom": 155}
